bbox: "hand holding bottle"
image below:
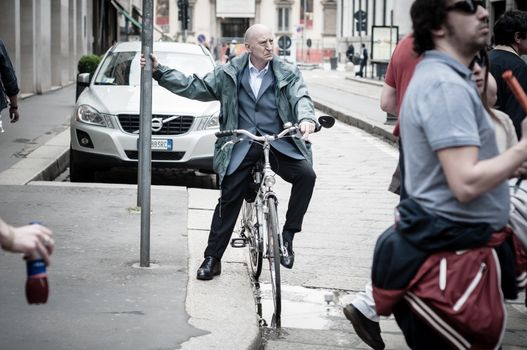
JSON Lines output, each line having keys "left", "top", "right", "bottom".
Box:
{"left": 0, "top": 220, "right": 54, "bottom": 264}
{"left": 0, "top": 219, "right": 54, "bottom": 304}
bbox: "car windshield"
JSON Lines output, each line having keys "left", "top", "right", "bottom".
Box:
{"left": 93, "top": 50, "right": 214, "bottom": 86}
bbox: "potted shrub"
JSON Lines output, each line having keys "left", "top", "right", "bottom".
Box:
{"left": 76, "top": 54, "right": 101, "bottom": 101}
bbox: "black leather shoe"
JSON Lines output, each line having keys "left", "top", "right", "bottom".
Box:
{"left": 343, "top": 304, "right": 385, "bottom": 350}
{"left": 280, "top": 231, "right": 295, "bottom": 269}
{"left": 196, "top": 256, "right": 221, "bottom": 280}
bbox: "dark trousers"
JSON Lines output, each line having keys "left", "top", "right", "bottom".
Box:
{"left": 394, "top": 302, "right": 451, "bottom": 349}
{"left": 399, "top": 138, "right": 408, "bottom": 201}
{"left": 356, "top": 59, "right": 367, "bottom": 77}
{"left": 204, "top": 143, "right": 316, "bottom": 260}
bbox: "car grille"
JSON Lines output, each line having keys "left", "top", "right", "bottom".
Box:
{"left": 118, "top": 114, "right": 194, "bottom": 135}
{"left": 125, "top": 151, "right": 185, "bottom": 161}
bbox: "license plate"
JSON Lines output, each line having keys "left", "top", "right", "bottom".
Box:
{"left": 150, "top": 139, "right": 173, "bottom": 151}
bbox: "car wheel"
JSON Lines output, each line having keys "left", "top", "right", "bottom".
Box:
{"left": 69, "top": 149, "right": 95, "bottom": 182}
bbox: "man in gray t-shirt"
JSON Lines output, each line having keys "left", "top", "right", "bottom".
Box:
{"left": 400, "top": 0, "right": 527, "bottom": 232}
{"left": 401, "top": 51, "right": 509, "bottom": 230}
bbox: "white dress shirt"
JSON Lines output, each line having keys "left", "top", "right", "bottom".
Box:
{"left": 248, "top": 59, "right": 269, "bottom": 99}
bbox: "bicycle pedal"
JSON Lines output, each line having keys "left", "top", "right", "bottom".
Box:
{"left": 230, "top": 238, "right": 247, "bottom": 248}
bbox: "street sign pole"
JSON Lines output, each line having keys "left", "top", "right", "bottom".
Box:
{"left": 302, "top": 0, "right": 306, "bottom": 62}
{"left": 386, "top": 10, "right": 397, "bottom": 125}
{"left": 139, "top": 0, "right": 153, "bottom": 267}
{"left": 178, "top": 0, "right": 189, "bottom": 42}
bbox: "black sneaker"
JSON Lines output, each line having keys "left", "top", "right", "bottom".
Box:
{"left": 280, "top": 231, "right": 295, "bottom": 269}
{"left": 343, "top": 304, "right": 385, "bottom": 350}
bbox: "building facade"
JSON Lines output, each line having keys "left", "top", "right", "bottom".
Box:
{"left": 0, "top": 0, "right": 95, "bottom": 95}
{"left": 160, "top": 0, "right": 338, "bottom": 63}
{"left": 335, "top": 0, "right": 527, "bottom": 72}
{"left": 1, "top": 0, "right": 526, "bottom": 96}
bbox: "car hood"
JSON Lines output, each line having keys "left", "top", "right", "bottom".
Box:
{"left": 79, "top": 85, "right": 220, "bottom": 116}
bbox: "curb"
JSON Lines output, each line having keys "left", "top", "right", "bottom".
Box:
{"left": 31, "top": 148, "right": 69, "bottom": 182}
{"left": 313, "top": 101, "right": 397, "bottom": 145}
{"left": 345, "top": 75, "right": 384, "bottom": 87}
{"left": 0, "top": 129, "right": 70, "bottom": 185}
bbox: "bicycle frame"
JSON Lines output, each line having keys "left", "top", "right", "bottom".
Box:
{"left": 223, "top": 126, "right": 299, "bottom": 329}
{"left": 250, "top": 137, "right": 284, "bottom": 328}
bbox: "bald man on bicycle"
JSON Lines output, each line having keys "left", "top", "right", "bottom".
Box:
{"left": 143, "top": 24, "right": 318, "bottom": 280}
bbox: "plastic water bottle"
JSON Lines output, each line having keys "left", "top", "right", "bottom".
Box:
{"left": 25, "top": 221, "right": 49, "bottom": 304}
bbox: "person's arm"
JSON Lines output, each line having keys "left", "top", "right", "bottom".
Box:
{"left": 0, "top": 41, "right": 20, "bottom": 122}
{"left": 421, "top": 82, "right": 527, "bottom": 202}
{"left": 380, "top": 83, "right": 397, "bottom": 116}
{"left": 290, "top": 69, "right": 320, "bottom": 141}
{"left": 285, "top": 66, "right": 318, "bottom": 139}
{"left": 142, "top": 53, "right": 221, "bottom": 102}
{"left": 287, "top": 68, "right": 316, "bottom": 123}
{"left": 438, "top": 136, "right": 527, "bottom": 202}
{"left": 0, "top": 218, "right": 54, "bottom": 265}
{"left": 8, "top": 95, "right": 19, "bottom": 122}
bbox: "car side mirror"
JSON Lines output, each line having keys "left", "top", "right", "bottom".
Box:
{"left": 77, "top": 73, "right": 91, "bottom": 86}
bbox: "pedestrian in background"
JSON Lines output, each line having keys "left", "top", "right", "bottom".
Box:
{"left": 372, "top": 0, "right": 527, "bottom": 348}
{"left": 0, "top": 39, "right": 20, "bottom": 127}
{"left": 489, "top": 10, "right": 527, "bottom": 138}
{"left": 225, "top": 39, "right": 237, "bottom": 63}
{"left": 0, "top": 218, "right": 54, "bottom": 265}
{"left": 346, "top": 44, "right": 355, "bottom": 63}
{"left": 142, "top": 23, "right": 318, "bottom": 281}
{"left": 356, "top": 43, "right": 368, "bottom": 77}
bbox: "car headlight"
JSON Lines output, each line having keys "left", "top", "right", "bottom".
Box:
{"left": 196, "top": 112, "right": 220, "bottom": 130}
{"left": 75, "top": 105, "right": 114, "bottom": 128}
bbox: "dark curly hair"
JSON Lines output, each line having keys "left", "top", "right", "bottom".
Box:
{"left": 493, "top": 10, "right": 527, "bottom": 46}
{"left": 411, "top": 0, "right": 449, "bottom": 54}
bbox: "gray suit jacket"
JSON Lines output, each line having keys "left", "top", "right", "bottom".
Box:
{"left": 226, "top": 64, "right": 304, "bottom": 175}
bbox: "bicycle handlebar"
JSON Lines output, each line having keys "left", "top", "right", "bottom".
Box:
{"left": 215, "top": 115, "right": 335, "bottom": 144}
{"left": 215, "top": 125, "right": 299, "bottom": 142}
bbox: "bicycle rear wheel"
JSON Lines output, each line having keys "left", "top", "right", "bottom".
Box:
{"left": 266, "top": 197, "right": 281, "bottom": 328}
{"left": 242, "top": 200, "right": 263, "bottom": 279}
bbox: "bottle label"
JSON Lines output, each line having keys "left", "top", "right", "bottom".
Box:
{"left": 27, "top": 259, "right": 47, "bottom": 278}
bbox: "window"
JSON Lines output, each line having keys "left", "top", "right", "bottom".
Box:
{"left": 277, "top": 7, "right": 290, "bottom": 32}
{"left": 94, "top": 51, "right": 214, "bottom": 86}
{"left": 300, "top": 0, "right": 313, "bottom": 29}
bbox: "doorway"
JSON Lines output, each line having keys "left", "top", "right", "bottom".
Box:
{"left": 221, "top": 18, "right": 250, "bottom": 39}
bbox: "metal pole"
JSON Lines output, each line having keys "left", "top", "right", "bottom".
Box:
{"left": 302, "top": 0, "right": 306, "bottom": 62}
{"left": 385, "top": 9, "right": 397, "bottom": 125}
{"left": 139, "top": 0, "right": 153, "bottom": 267}
{"left": 389, "top": 10, "right": 393, "bottom": 56}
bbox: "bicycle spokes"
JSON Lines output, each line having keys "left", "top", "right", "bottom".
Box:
{"left": 267, "top": 197, "right": 282, "bottom": 328}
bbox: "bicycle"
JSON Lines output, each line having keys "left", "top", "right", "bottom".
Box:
{"left": 216, "top": 115, "right": 335, "bottom": 328}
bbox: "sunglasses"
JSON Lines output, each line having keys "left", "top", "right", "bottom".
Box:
{"left": 469, "top": 51, "right": 488, "bottom": 69}
{"left": 446, "top": 0, "right": 485, "bottom": 14}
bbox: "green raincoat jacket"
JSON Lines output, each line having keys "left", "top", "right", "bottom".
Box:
{"left": 153, "top": 53, "right": 317, "bottom": 183}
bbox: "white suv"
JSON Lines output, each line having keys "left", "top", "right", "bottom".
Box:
{"left": 70, "top": 41, "right": 219, "bottom": 182}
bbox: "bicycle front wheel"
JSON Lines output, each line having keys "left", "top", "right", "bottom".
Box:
{"left": 267, "top": 197, "right": 281, "bottom": 328}
{"left": 242, "top": 200, "right": 263, "bottom": 279}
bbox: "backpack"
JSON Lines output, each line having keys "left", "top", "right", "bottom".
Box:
{"left": 406, "top": 245, "right": 506, "bottom": 349}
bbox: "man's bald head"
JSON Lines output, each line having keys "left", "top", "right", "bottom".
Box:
{"left": 244, "top": 24, "right": 272, "bottom": 43}
{"left": 243, "top": 23, "right": 274, "bottom": 69}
